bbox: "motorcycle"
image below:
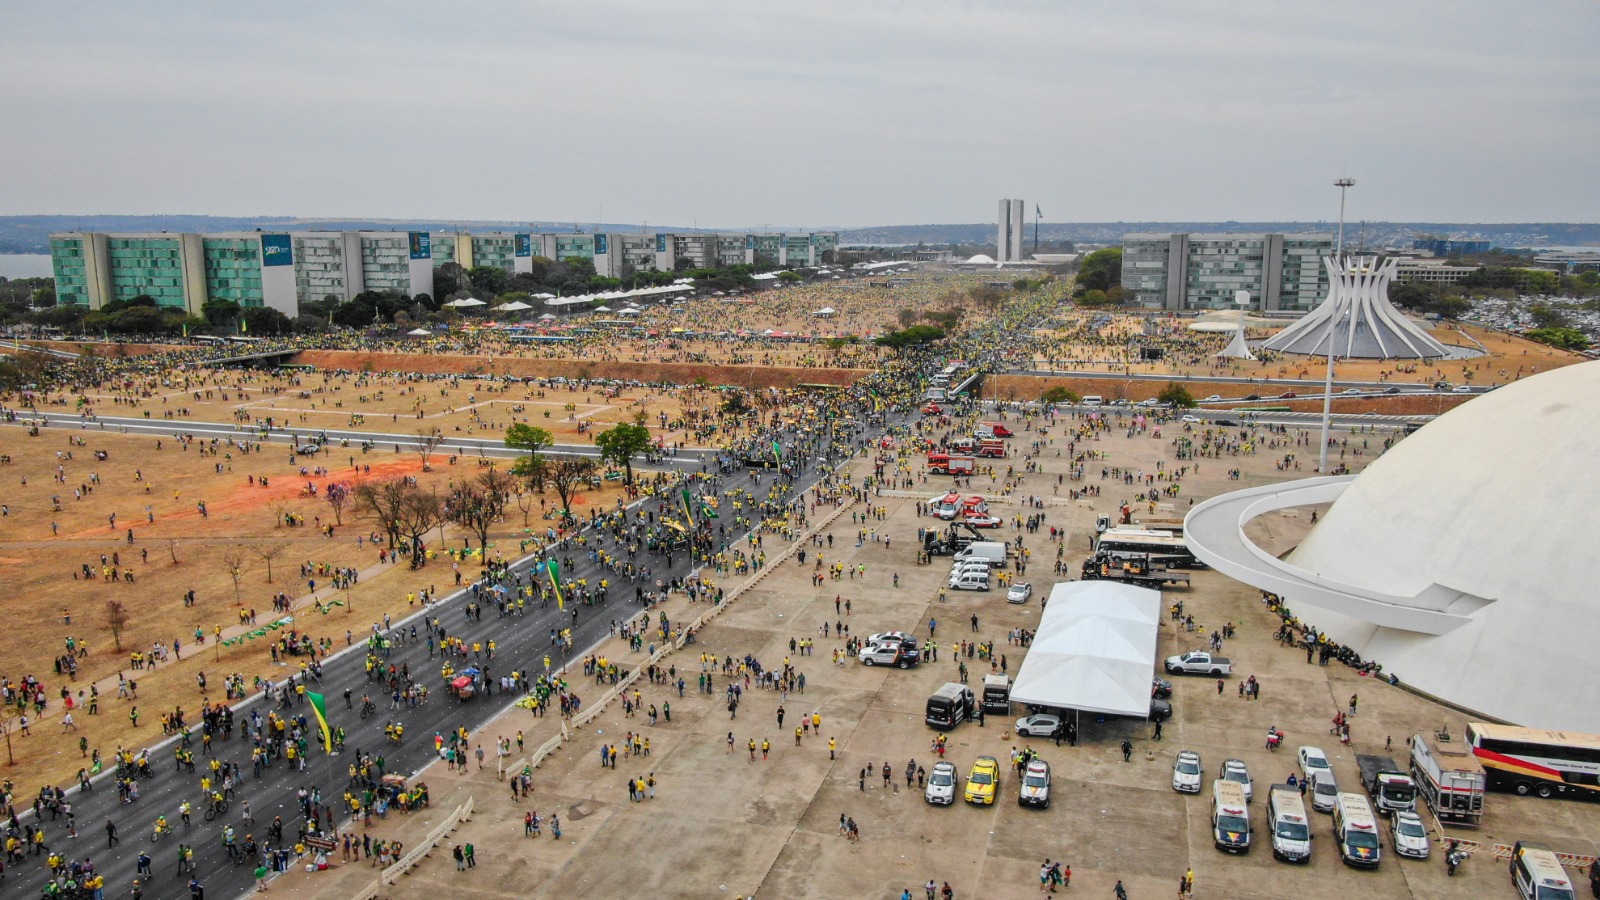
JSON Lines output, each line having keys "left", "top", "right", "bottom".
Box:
{"left": 1266, "top": 728, "right": 1285, "bottom": 751}
{"left": 1445, "top": 841, "right": 1469, "bottom": 876}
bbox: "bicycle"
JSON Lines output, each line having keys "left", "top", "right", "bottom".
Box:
{"left": 202, "top": 799, "right": 230, "bottom": 822}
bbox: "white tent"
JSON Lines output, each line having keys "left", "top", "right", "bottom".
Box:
{"left": 617, "top": 307, "right": 642, "bottom": 316}
{"left": 537, "top": 313, "right": 556, "bottom": 321}
{"left": 812, "top": 307, "right": 836, "bottom": 318}
{"left": 1008, "top": 582, "right": 1162, "bottom": 718}
{"left": 533, "top": 292, "right": 557, "bottom": 299}
{"left": 592, "top": 305, "right": 613, "bottom": 313}
{"left": 406, "top": 328, "right": 432, "bottom": 336}
{"left": 445, "top": 297, "right": 486, "bottom": 308}
{"left": 492, "top": 300, "right": 532, "bottom": 312}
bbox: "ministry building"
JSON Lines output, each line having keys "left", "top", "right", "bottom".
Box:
{"left": 1121, "top": 232, "right": 1333, "bottom": 312}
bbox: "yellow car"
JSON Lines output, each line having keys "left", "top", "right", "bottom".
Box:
{"left": 964, "top": 756, "right": 1000, "bottom": 805}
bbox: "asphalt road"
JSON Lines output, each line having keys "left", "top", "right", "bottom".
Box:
{"left": 4, "top": 415, "right": 880, "bottom": 900}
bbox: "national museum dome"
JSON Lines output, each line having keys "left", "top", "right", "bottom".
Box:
{"left": 1286, "top": 360, "right": 1600, "bottom": 731}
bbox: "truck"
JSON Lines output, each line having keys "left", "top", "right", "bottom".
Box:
{"left": 974, "top": 422, "right": 1014, "bottom": 439}
{"left": 1163, "top": 650, "right": 1233, "bottom": 677}
{"left": 982, "top": 673, "right": 1011, "bottom": 716}
{"left": 1409, "top": 732, "right": 1485, "bottom": 825}
{"left": 954, "top": 541, "right": 1010, "bottom": 565}
{"left": 922, "top": 523, "right": 985, "bottom": 556}
{"left": 926, "top": 453, "right": 976, "bottom": 476}
{"left": 976, "top": 438, "right": 1007, "bottom": 458}
{"left": 1356, "top": 754, "right": 1417, "bottom": 815}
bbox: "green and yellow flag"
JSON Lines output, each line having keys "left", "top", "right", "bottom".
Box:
{"left": 680, "top": 487, "right": 697, "bottom": 527}
{"left": 546, "top": 559, "right": 564, "bottom": 610}
{"left": 306, "top": 691, "right": 333, "bottom": 754}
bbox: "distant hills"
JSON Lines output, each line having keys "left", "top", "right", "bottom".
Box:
{"left": 1, "top": 215, "right": 1595, "bottom": 254}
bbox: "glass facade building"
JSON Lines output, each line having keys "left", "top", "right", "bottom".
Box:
{"left": 201, "top": 238, "right": 264, "bottom": 307}
{"left": 1121, "top": 233, "right": 1333, "bottom": 312}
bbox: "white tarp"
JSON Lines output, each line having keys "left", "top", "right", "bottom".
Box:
{"left": 1008, "top": 582, "right": 1161, "bottom": 718}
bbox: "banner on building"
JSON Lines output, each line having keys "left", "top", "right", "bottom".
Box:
{"left": 408, "top": 232, "right": 431, "bottom": 260}
{"left": 594, "top": 234, "right": 608, "bottom": 254}
{"left": 260, "top": 234, "right": 293, "bottom": 267}
{"left": 656, "top": 233, "right": 667, "bottom": 253}
{"left": 515, "top": 234, "right": 532, "bottom": 257}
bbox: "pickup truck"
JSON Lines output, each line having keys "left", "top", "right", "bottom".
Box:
{"left": 1163, "top": 651, "right": 1233, "bottom": 676}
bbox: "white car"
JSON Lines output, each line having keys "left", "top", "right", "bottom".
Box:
{"left": 1452, "top": 385, "right": 1473, "bottom": 393}
{"left": 963, "top": 513, "right": 1004, "bottom": 528}
{"left": 1006, "top": 582, "right": 1033, "bottom": 604}
{"left": 1203, "top": 395, "right": 1222, "bottom": 403}
{"left": 1172, "top": 750, "right": 1203, "bottom": 793}
{"left": 1014, "top": 713, "right": 1061, "bottom": 738}
{"left": 1342, "top": 388, "right": 1362, "bottom": 394}
{"left": 1298, "top": 746, "right": 1333, "bottom": 783}
{"left": 1219, "top": 758, "right": 1253, "bottom": 802}
{"left": 1181, "top": 414, "right": 1202, "bottom": 423}
{"left": 867, "top": 631, "right": 915, "bottom": 646}
{"left": 1019, "top": 759, "right": 1052, "bottom": 808}
{"left": 1390, "top": 810, "right": 1431, "bottom": 859}
{"left": 925, "top": 760, "right": 957, "bottom": 805}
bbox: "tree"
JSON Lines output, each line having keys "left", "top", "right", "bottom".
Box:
{"left": 325, "top": 481, "right": 352, "bottom": 525}
{"left": 1075, "top": 247, "right": 1123, "bottom": 294}
{"left": 1040, "top": 386, "right": 1080, "bottom": 405}
{"left": 254, "top": 542, "right": 289, "bottom": 583}
{"left": 1525, "top": 326, "right": 1590, "bottom": 351}
{"left": 505, "top": 423, "right": 553, "bottom": 457}
{"left": 433, "top": 262, "right": 472, "bottom": 299}
{"left": 1528, "top": 304, "right": 1568, "bottom": 329}
{"left": 874, "top": 325, "right": 946, "bottom": 350}
{"left": 594, "top": 423, "right": 653, "bottom": 485}
{"left": 397, "top": 489, "right": 445, "bottom": 568}
{"left": 202, "top": 299, "right": 241, "bottom": 326}
{"left": 1075, "top": 289, "right": 1117, "bottom": 308}
{"left": 105, "top": 598, "right": 131, "bottom": 652}
{"left": 1157, "top": 382, "right": 1197, "bottom": 408}
{"left": 411, "top": 427, "right": 445, "bottom": 471}
{"left": 445, "top": 471, "right": 512, "bottom": 561}
{"left": 222, "top": 550, "right": 248, "bottom": 605}
{"left": 546, "top": 456, "right": 597, "bottom": 523}
{"left": 240, "top": 306, "right": 292, "bottom": 335}
{"left": 469, "top": 266, "right": 510, "bottom": 297}
{"left": 355, "top": 478, "right": 410, "bottom": 549}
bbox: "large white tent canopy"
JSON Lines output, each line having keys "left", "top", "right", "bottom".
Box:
{"left": 1009, "top": 582, "right": 1162, "bottom": 718}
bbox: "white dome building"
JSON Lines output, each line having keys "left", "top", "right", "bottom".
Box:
{"left": 1184, "top": 361, "right": 1600, "bottom": 731}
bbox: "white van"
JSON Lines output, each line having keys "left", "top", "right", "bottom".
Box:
{"left": 948, "top": 571, "right": 990, "bottom": 592}
{"left": 1211, "top": 780, "right": 1251, "bottom": 854}
{"left": 948, "top": 561, "right": 993, "bottom": 579}
{"left": 1510, "top": 841, "right": 1575, "bottom": 900}
{"left": 1332, "top": 792, "right": 1381, "bottom": 868}
{"left": 1081, "top": 395, "right": 1104, "bottom": 407}
{"left": 1267, "top": 785, "right": 1312, "bottom": 863}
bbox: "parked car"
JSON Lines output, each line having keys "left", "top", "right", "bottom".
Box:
{"left": 1019, "top": 759, "right": 1052, "bottom": 808}
{"left": 1151, "top": 677, "right": 1173, "bottom": 699}
{"left": 1389, "top": 810, "right": 1430, "bottom": 859}
{"left": 1173, "top": 750, "right": 1203, "bottom": 793}
{"left": 1014, "top": 713, "right": 1060, "bottom": 738}
{"left": 1216, "top": 418, "right": 1239, "bottom": 427}
{"left": 1149, "top": 698, "right": 1173, "bottom": 722}
{"left": 1219, "top": 758, "right": 1253, "bottom": 802}
{"left": 963, "top": 513, "right": 1004, "bottom": 528}
{"left": 964, "top": 756, "right": 1000, "bottom": 805}
{"left": 1006, "top": 582, "right": 1033, "bottom": 604}
{"left": 1299, "top": 746, "right": 1333, "bottom": 782}
{"left": 925, "top": 760, "right": 958, "bottom": 805}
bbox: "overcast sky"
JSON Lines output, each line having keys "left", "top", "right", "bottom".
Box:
{"left": 2, "top": 1, "right": 1596, "bottom": 228}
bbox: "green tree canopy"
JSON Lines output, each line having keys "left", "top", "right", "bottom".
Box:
{"left": 875, "top": 324, "right": 946, "bottom": 350}
{"left": 1157, "top": 382, "right": 1197, "bottom": 408}
{"left": 202, "top": 299, "right": 240, "bottom": 326}
{"left": 593, "top": 423, "right": 653, "bottom": 485}
{"left": 1525, "top": 326, "right": 1590, "bottom": 351}
{"left": 1075, "top": 248, "right": 1123, "bottom": 294}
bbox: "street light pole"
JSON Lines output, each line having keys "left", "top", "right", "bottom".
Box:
{"left": 1334, "top": 178, "right": 1355, "bottom": 261}
{"left": 1318, "top": 309, "right": 1348, "bottom": 473}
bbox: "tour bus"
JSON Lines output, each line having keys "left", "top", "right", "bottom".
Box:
{"left": 1509, "top": 841, "right": 1577, "bottom": 900}
{"left": 1466, "top": 722, "right": 1600, "bottom": 800}
{"left": 1094, "top": 528, "right": 1202, "bottom": 569}
{"left": 1211, "top": 780, "right": 1251, "bottom": 854}
{"left": 1267, "top": 784, "right": 1313, "bottom": 862}
{"left": 1332, "top": 792, "right": 1381, "bottom": 868}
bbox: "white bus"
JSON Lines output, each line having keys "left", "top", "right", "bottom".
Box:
{"left": 1094, "top": 528, "right": 1202, "bottom": 569}
{"left": 1466, "top": 722, "right": 1600, "bottom": 800}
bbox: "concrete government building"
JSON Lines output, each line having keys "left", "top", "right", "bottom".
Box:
{"left": 49, "top": 230, "right": 839, "bottom": 318}
{"left": 1121, "top": 232, "right": 1333, "bottom": 312}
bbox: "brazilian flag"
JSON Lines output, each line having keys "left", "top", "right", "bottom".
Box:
{"left": 771, "top": 440, "right": 782, "bottom": 464}
{"left": 546, "top": 559, "right": 564, "bottom": 610}
{"left": 680, "top": 487, "right": 697, "bottom": 527}
{"left": 307, "top": 691, "right": 334, "bottom": 754}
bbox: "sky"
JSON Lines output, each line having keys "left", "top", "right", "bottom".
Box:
{"left": 2, "top": 1, "right": 1597, "bottom": 228}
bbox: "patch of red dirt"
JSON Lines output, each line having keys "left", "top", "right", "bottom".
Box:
{"left": 290, "top": 350, "right": 867, "bottom": 390}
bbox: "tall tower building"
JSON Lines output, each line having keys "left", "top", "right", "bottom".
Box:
{"left": 997, "top": 199, "right": 1025, "bottom": 262}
